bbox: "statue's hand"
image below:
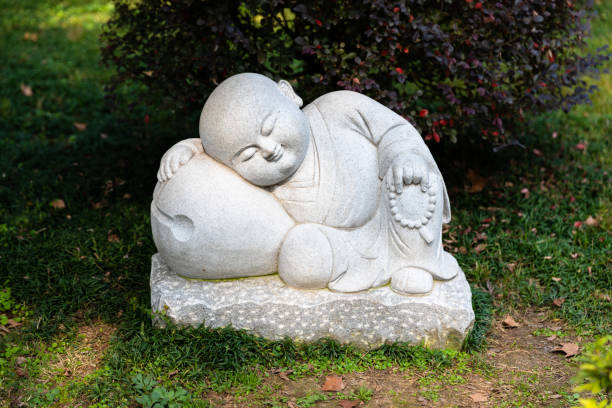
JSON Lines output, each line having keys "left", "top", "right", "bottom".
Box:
{"left": 157, "top": 143, "right": 197, "bottom": 183}
{"left": 387, "top": 154, "right": 430, "bottom": 194}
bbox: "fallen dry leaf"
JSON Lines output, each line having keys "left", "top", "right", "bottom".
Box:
{"left": 544, "top": 256, "right": 552, "bottom": 260}
{"left": 553, "top": 343, "right": 579, "bottom": 357}
{"left": 466, "top": 169, "right": 487, "bottom": 193}
{"left": 20, "top": 83, "right": 33, "bottom": 97}
{"left": 553, "top": 298, "right": 565, "bottom": 307}
{"left": 474, "top": 243, "right": 487, "bottom": 254}
{"left": 470, "top": 392, "right": 488, "bottom": 403}
{"left": 570, "top": 253, "right": 580, "bottom": 259}
{"left": 321, "top": 375, "right": 345, "bottom": 392}
{"left": 107, "top": 233, "right": 120, "bottom": 243}
{"left": 585, "top": 216, "right": 598, "bottom": 227}
{"left": 547, "top": 335, "right": 557, "bottom": 341}
{"left": 23, "top": 32, "right": 38, "bottom": 41}
{"left": 73, "top": 122, "right": 87, "bottom": 131}
{"left": 474, "top": 231, "right": 488, "bottom": 241}
{"left": 551, "top": 277, "right": 561, "bottom": 282}
{"left": 287, "top": 402, "right": 299, "bottom": 408}
{"left": 338, "top": 400, "right": 360, "bottom": 408}
{"left": 50, "top": 199, "right": 66, "bottom": 209}
{"left": 502, "top": 315, "right": 519, "bottom": 328}
{"left": 6, "top": 319, "right": 21, "bottom": 328}
{"left": 15, "top": 367, "right": 26, "bottom": 377}
{"left": 278, "top": 370, "right": 291, "bottom": 381}
{"left": 143, "top": 70, "right": 154, "bottom": 77}
{"left": 506, "top": 263, "right": 516, "bottom": 272}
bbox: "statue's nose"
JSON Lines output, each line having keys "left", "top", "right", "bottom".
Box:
{"left": 258, "top": 137, "right": 277, "bottom": 158}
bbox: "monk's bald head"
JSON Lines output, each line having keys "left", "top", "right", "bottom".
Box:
{"left": 198, "top": 73, "right": 309, "bottom": 186}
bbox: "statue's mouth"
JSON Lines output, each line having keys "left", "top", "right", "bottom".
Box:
{"left": 267, "top": 145, "right": 283, "bottom": 162}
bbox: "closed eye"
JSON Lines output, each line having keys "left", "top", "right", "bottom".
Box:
{"left": 261, "top": 114, "right": 277, "bottom": 136}
{"left": 240, "top": 146, "right": 258, "bottom": 162}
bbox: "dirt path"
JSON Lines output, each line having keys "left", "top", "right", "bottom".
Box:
{"left": 207, "top": 309, "right": 580, "bottom": 407}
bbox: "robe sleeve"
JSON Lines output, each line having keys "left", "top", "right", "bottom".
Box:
{"left": 313, "top": 91, "right": 451, "bottom": 223}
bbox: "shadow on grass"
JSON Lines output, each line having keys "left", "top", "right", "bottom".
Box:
{"left": 0, "top": 0, "right": 198, "bottom": 338}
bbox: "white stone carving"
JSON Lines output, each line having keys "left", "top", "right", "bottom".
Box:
{"left": 151, "top": 73, "right": 465, "bottom": 296}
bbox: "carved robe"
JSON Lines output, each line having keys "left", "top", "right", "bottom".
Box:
{"left": 271, "top": 91, "right": 455, "bottom": 292}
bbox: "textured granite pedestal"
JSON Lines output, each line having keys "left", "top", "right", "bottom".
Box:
{"left": 151, "top": 254, "right": 475, "bottom": 349}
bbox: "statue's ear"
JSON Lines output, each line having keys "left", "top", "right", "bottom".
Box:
{"left": 277, "top": 80, "right": 303, "bottom": 108}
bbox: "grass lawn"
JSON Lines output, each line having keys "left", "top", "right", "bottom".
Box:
{"left": 0, "top": 0, "right": 610, "bottom": 407}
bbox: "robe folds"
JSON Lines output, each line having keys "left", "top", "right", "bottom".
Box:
{"left": 271, "top": 91, "right": 455, "bottom": 292}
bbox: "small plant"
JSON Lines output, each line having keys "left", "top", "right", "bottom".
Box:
{"left": 132, "top": 373, "right": 157, "bottom": 393}
{"left": 29, "top": 386, "right": 61, "bottom": 406}
{"left": 353, "top": 385, "right": 373, "bottom": 403}
{"left": 419, "top": 388, "right": 440, "bottom": 402}
{"left": 0, "top": 288, "right": 11, "bottom": 325}
{"left": 533, "top": 328, "right": 568, "bottom": 338}
{"left": 131, "top": 374, "right": 190, "bottom": 408}
{"left": 0, "top": 286, "right": 28, "bottom": 326}
{"left": 295, "top": 391, "right": 328, "bottom": 407}
{"left": 135, "top": 386, "right": 190, "bottom": 408}
{"left": 573, "top": 336, "right": 612, "bottom": 408}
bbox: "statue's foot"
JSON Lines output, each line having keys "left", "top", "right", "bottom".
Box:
{"left": 428, "top": 251, "right": 460, "bottom": 281}
{"left": 278, "top": 224, "right": 333, "bottom": 289}
{"left": 391, "top": 267, "right": 433, "bottom": 295}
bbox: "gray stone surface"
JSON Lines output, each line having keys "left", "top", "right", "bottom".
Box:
{"left": 151, "top": 254, "right": 475, "bottom": 349}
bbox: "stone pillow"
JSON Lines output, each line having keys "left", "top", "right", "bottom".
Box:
{"left": 151, "top": 153, "right": 295, "bottom": 279}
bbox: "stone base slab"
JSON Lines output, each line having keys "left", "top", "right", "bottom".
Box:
{"left": 151, "top": 253, "right": 475, "bottom": 349}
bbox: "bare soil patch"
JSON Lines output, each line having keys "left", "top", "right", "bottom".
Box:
{"left": 206, "top": 309, "right": 579, "bottom": 407}
{"left": 41, "top": 321, "right": 116, "bottom": 383}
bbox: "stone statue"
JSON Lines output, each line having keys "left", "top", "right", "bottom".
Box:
{"left": 151, "top": 72, "right": 461, "bottom": 296}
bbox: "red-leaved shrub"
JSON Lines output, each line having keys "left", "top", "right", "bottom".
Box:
{"left": 101, "top": 0, "right": 609, "bottom": 145}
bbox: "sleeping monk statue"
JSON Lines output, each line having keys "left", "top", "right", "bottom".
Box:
{"left": 151, "top": 72, "right": 460, "bottom": 295}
